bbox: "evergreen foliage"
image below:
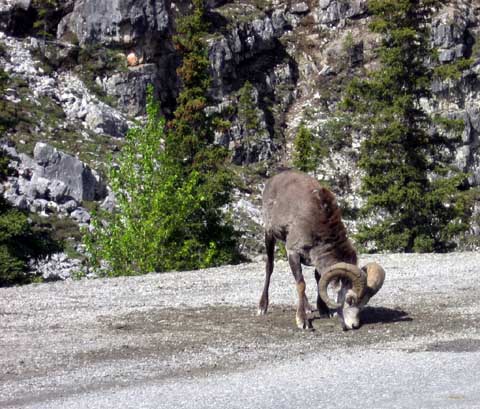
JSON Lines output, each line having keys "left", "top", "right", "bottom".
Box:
{"left": 32, "top": 0, "right": 60, "bottom": 40}
{"left": 237, "top": 81, "right": 262, "bottom": 163}
{"left": 168, "top": 0, "right": 239, "bottom": 266}
{"left": 85, "top": 1, "right": 240, "bottom": 276}
{"left": 169, "top": 0, "right": 214, "bottom": 168}
{"left": 433, "top": 58, "right": 474, "bottom": 81}
{"left": 0, "top": 150, "right": 29, "bottom": 284}
{"left": 340, "top": 0, "right": 471, "bottom": 252}
{"left": 292, "top": 123, "right": 321, "bottom": 174}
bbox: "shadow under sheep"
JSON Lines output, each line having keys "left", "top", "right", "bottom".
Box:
{"left": 360, "top": 306, "right": 412, "bottom": 325}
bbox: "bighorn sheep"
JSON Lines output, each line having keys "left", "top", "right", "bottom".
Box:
{"left": 259, "top": 170, "right": 385, "bottom": 330}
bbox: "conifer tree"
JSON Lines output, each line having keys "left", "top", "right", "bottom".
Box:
{"left": 341, "top": 0, "right": 470, "bottom": 252}
{"left": 237, "top": 81, "right": 262, "bottom": 163}
{"left": 292, "top": 123, "right": 320, "bottom": 174}
{"left": 167, "top": 0, "right": 238, "bottom": 263}
{"left": 33, "top": 0, "right": 59, "bottom": 40}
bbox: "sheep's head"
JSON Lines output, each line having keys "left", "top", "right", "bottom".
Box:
{"left": 318, "top": 262, "right": 386, "bottom": 330}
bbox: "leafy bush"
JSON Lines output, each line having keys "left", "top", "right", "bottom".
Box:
{"left": 85, "top": 92, "right": 239, "bottom": 275}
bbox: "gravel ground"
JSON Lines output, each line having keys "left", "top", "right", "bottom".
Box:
{"left": 1, "top": 252, "right": 480, "bottom": 408}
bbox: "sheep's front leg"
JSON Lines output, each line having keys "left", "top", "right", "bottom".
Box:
{"left": 288, "top": 252, "right": 311, "bottom": 329}
{"left": 303, "top": 293, "right": 313, "bottom": 317}
{"left": 315, "top": 269, "right": 331, "bottom": 318}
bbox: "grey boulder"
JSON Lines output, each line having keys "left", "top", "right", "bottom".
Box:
{"left": 33, "top": 142, "right": 105, "bottom": 203}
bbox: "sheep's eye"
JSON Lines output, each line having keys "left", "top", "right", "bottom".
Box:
{"left": 346, "top": 294, "right": 357, "bottom": 306}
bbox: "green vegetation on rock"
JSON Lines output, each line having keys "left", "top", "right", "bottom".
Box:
{"left": 238, "top": 80, "right": 263, "bottom": 163}
{"left": 76, "top": 44, "right": 126, "bottom": 105}
{"left": 433, "top": 58, "right": 474, "bottom": 81}
{"left": 32, "top": 0, "right": 61, "bottom": 40}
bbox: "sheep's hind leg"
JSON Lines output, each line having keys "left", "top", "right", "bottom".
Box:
{"left": 258, "top": 233, "right": 275, "bottom": 316}
{"left": 289, "top": 252, "right": 312, "bottom": 329}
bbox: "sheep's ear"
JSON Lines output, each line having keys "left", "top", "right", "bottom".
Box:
{"left": 312, "top": 187, "right": 329, "bottom": 200}
{"left": 312, "top": 187, "right": 327, "bottom": 194}
{"left": 345, "top": 290, "right": 358, "bottom": 306}
{"left": 313, "top": 187, "right": 332, "bottom": 212}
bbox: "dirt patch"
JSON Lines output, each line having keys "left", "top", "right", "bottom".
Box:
{"left": 2, "top": 300, "right": 476, "bottom": 385}
{"left": 85, "top": 301, "right": 474, "bottom": 370}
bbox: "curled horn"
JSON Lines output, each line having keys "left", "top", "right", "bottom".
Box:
{"left": 359, "top": 262, "right": 386, "bottom": 307}
{"left": 318, "top": 263, "right": 367, "bottom": 309}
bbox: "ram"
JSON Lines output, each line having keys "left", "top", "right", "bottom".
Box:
{"left": 258, "top": 170, "right": 385, "bottom": 330}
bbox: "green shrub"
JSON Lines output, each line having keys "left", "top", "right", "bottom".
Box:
{"left": 85, "top": 91, "right": 239, "bottom": 276}
{"left": 75, "top": 44, "right": 125, "bottom": 105}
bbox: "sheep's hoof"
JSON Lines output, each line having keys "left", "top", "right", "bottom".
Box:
{"left": 318, "top": 310, "right": 335, "bottom": 319}
{"left": 257, "top": 307, "right": 268, "bottom": 316}
{"left": 296, "top": 316, "right": 312, "bottom": 330}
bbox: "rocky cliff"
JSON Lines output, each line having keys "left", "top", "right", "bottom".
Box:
{"left": 1, "top": 0, "right": 480, "bottom": 277}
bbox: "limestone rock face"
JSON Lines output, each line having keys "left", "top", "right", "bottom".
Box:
{"left": 57, "top": 0, "right": 176, "bottom": 117}
{"left": 431, "top": 1, "right": 475, "bottom": 63}
{"left": 100, "top": 64, "right": 164, "bottom": 117}
{"left": 56, "top": 72, "right": 129, "bottom": 137}
{"left": 315, "top": 0, "right": 367, "bottom": 25}
{"left": 0, "top": 0, "right": 31, "bottom": 15}
{"left": 291, "top": 2, "right": 309, "bottom": 14}
{"left": 0, "top": 0, "right": 32, "bottom": 31}
{"left": 207, "top": 9, "right": 290, "bottom": 99}
{"left": 58, "top": 0, "right": 170, "bottom": 47}
{"left": 205, "top": 6, "right": 296, "bottom": 164}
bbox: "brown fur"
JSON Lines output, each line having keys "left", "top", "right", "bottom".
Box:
{"left": 262, "top": 170, "right": 357, "bottom": 269}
